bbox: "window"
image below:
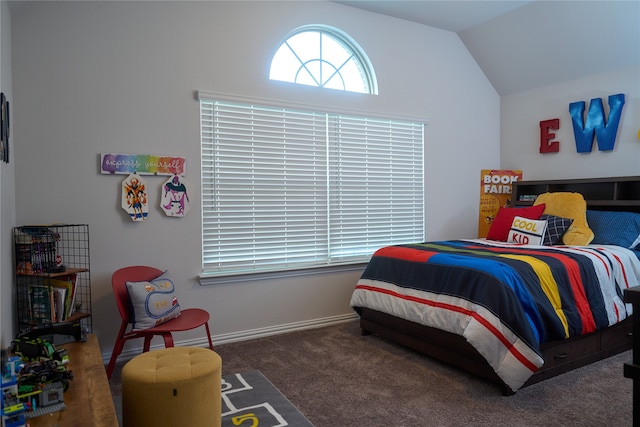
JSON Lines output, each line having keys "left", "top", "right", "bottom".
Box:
{"left": 200, "top": 95, "right": 425, "bottom": 279}
{"left": 269, "top": 25, "right": 378, "bottom": 94}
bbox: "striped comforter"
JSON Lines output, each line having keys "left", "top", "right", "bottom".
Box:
{"left": 350, "top": 239, "right": 640, "bottom": 391}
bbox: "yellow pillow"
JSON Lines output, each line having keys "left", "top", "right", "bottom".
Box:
{"left": 533, "top": 192, "right": 594, "bottom": 245}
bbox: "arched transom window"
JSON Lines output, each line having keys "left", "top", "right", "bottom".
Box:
{"left": 269, "top": 25, "right": 378, "bottom": 95}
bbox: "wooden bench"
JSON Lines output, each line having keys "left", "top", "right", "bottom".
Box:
{"left": 27, "top": 334, "right": 118, "bottom": 427}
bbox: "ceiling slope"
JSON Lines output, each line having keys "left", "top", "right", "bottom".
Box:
{"left": 459, "top": 0, "right": 640, "bottom": 95}
{"left": 335, "top": 0, "right": 532, "bottom": 32}
{"left": 336, "top": 1, "right": 640, "bottom": 95}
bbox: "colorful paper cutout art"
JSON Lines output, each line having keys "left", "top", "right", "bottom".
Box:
{"left": 161, "top": 175, "right": 191, "bottom": 217}
{"left": 122, "top": 173, "right": 148, "bottom": 221}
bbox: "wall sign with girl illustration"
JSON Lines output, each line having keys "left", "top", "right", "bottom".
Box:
{"left": 161, "top": 175, "right": 191, "bottom": 217}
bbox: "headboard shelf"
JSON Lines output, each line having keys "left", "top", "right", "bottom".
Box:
{"left": 512, "top": 176, "right": 640, "bottom": 213}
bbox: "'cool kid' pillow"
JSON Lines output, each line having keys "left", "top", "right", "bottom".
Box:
{"left": 507, "top": 216, "right": 547, "bottom": 245}
{"left": 126, "top": 274, "right": 181, "bottom": 330}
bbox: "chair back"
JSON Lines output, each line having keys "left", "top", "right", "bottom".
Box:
{"left": 112, "top": 266, "right": 163, "bottom": 324}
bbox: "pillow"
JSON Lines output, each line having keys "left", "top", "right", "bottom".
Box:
{"left": 486, "top": 204, "right": 546, "bottom": 242}
{"left": 507, "top": 216, "right": 547, "bottom": 245}
{"left": 126, "top": 273, "right": 181, "bottom": 330}
{"left": 587, "top": 210, "right": 640, "bottom": 248}
{"left": 540, "top": 214, "right": 573, "bottom": 246}
{"left": 534, "top": 192, "right": 593, "bottom": 245}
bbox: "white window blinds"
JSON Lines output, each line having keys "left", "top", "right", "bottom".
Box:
{"left": 200, "top": 97, "right": 424, "bottom": 276}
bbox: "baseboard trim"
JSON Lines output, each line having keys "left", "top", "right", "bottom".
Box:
{"left": 102, "top": 312, "right": 359, "bottom": 365}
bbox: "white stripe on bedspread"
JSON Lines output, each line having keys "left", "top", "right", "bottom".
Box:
{"left": 351, "top": 279, "right": 544, "bottom": 392}
{"left": 557, "top": 245, "right": 640, "bottom": 324}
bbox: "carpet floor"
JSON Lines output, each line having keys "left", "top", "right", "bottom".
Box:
{"left": 109, "top": 320, "right": 633, "bottom": 426}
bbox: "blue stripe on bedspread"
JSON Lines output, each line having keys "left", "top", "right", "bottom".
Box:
{"left": 361, "top": 245, "right": 544, "bottom": 348}
{"left": 432, "top": 240, "right": 611, "bottom": 334}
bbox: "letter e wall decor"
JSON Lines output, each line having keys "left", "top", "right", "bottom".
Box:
{"left": 539, "top": 118, "right": 560, "bottom": 153}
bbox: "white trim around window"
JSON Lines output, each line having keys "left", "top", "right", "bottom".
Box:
{"left": 198, "top": 91, "right": 426, "bottom": 283}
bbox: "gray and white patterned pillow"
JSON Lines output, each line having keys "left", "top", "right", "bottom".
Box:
{"left": 126, "top": 273, "right": 181, "bottom": 330}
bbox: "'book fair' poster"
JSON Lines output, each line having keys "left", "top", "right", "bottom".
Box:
{"left": 478, "top": 169, "right": 522, "bottom": 238}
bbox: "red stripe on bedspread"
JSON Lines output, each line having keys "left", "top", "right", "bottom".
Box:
{"left": 355, "top": 283, "right": 539, "bottom": 373}
{"left": 569, "top": 245, "right": 634, "bottom": 290}
{"left": 571, "top": 247, "right": 611, "bottom": 276}
{"left": 469, "top": 245, "right": 596, "bottom": 334}
{"left": 571, "top": 246, "right": 623, "bottom": 322}
{"left": 374, "top": 246, "right": 438, "bottom": 262}
{"left": 609, "top": 252, "right": 631, "bottom": 289}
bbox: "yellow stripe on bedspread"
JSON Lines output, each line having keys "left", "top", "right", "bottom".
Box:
{"left": 500, "top": 254, "right": 569, "bottom": 338}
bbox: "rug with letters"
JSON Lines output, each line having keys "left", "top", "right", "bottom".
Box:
{"left": 222, "top": 370, "right": 314, "bottom": 427}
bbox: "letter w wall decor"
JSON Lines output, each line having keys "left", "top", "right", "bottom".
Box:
{"left": 569, "top": 93, "right": 625, "bottom": 153}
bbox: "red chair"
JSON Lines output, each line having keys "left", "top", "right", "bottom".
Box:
{"left": 106, "top": 266, "right": 214, "bottom": 379}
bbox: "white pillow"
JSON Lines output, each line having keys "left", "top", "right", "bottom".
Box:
{"left": 126, "top": 274, "right": 181, "bottom": 330}
{"left": 508, "top": 216, "right": 547, "bottom": 245}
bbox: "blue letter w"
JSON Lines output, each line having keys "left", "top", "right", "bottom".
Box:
{"left": 569, "top": 93, "right": 625, "bottom": 152}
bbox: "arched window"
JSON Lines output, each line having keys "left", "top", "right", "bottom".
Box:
{"left": 269, "top": 25, "right": 378, "bottom": 95}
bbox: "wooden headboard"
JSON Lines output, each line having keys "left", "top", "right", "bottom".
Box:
{"left": 512, "top": 176, "right": 640, "bottom": 213}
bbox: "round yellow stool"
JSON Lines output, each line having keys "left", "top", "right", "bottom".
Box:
{"left": 122, "top": 347, "right": 222, "bottom": 427}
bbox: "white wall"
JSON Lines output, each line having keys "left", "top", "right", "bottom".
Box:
{"left": 9, "top": 1, "right": 499, "bottom": 359}
{"left": 501, "top": 66, "right": 640, "bottom": 180}
{"left": 1, "top": 0, "right": 16, "bottom": 350}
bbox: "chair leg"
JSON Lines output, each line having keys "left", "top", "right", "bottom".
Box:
{"left": 204, "top": 322, "right": 214, "bottom": 350}
{"left": 143, "top": 334, "right": 173, "bottom": 353}
{"left": 143, "top": 335, "right": 153, "bottom": 352}
{"left": 161, "top": 333, "right": 175, "bottom": 348}
{"left": 106, "top": 324, "right": 129, "bottom": 379}
{"left": 106, "top": 341, "right": 124, "bottom": 379}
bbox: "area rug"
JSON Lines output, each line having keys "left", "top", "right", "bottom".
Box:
{"left": 222, "top": 370, "right": 314, "bottom": 427}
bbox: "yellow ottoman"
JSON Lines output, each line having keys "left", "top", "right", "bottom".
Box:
{"left": 122, "top": 347, "right": 221, "bottom": 427}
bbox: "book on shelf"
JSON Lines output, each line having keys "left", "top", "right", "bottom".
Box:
{"left": 52, "top": 286, "right": 66, "bottom": 322}
{"left": 14, "top": 227, "right": 59, "bottom": 274}
{"left": 46, "top": 273, "right": 78, "bottom": 321}
{"left": 28, "top": 285, "right": 53, "bottom": 323}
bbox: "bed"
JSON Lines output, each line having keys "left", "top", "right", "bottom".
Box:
{"left": 350, "top": 176, "right": 640, "bottom": 395}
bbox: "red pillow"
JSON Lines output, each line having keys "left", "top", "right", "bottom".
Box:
{"left": 486, "top": 204, "right": 546, "bottom": 242}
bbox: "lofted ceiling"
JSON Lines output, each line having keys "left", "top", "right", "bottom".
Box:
{"left": 335, "top": 0, "right": 640, "bottom": 95}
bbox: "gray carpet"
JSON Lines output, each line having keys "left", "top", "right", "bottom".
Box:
{"left": 109, "top": 320, "right": 634, "bottom": 426}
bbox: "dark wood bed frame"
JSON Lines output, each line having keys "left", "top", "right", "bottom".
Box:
{"left": 358, "top": 176, "right": 640, "bottom": 395}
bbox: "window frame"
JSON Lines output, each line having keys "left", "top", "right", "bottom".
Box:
{"left": 269, "top": 24, "right": 379, "bottom": 95}
{"left": 197, "top": 91, "right": 427, "bottom": 285}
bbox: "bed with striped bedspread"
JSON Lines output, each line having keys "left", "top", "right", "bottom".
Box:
{"left": 350, "top": 239, "right": 640, "bottom": 392}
